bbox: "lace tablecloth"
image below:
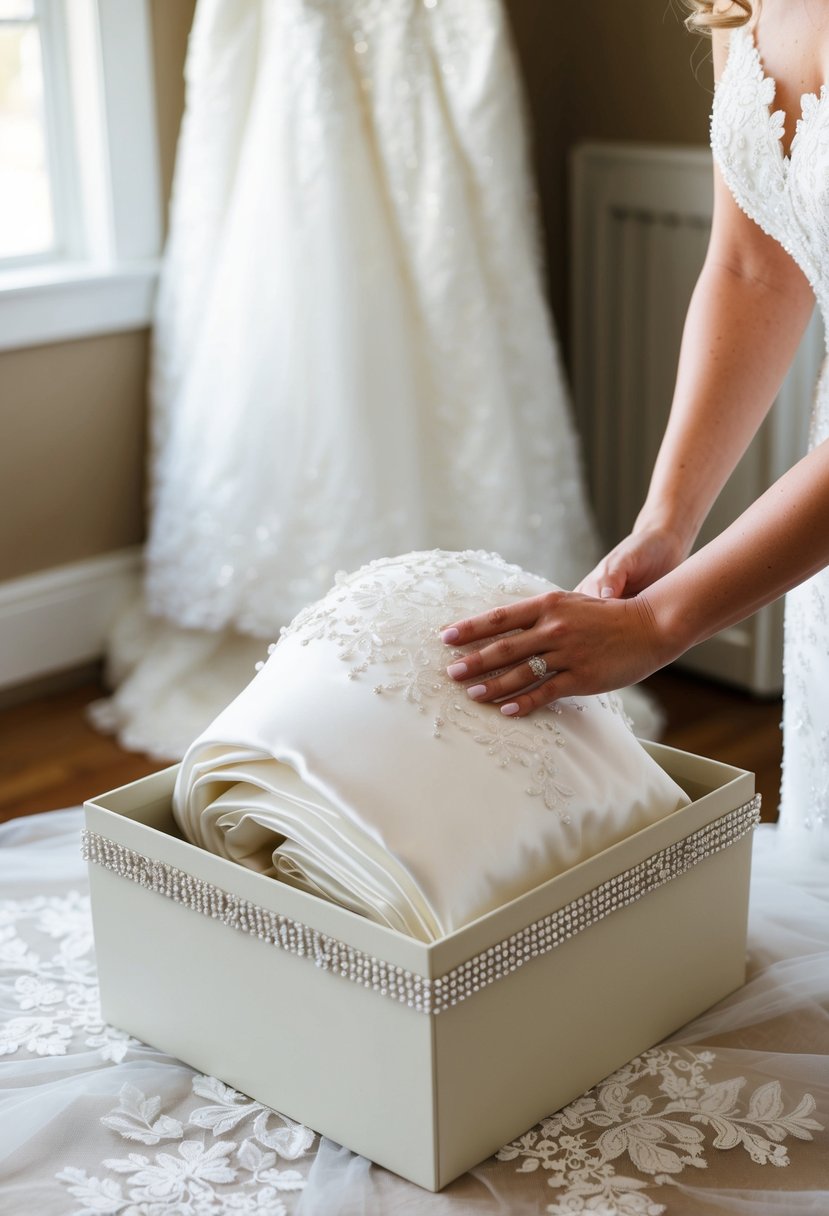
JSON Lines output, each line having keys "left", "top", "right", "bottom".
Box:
{"left": 1, "top": 809, "right": 827, "bottom": 1215}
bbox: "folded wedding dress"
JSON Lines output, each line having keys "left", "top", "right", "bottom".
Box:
{"left": 174, "top": 550, "right": 690, "bottom": 942}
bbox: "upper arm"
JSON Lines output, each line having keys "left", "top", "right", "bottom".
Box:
{"left": 707, "top": 28, "right": 812, "bottom": 304}
{"left": 711, "top": 27, "right": 730, "bottom": 83}
{"left": 708, "top": 171, "right": 813, "bottom": 308}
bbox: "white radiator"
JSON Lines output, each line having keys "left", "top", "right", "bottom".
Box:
{"left": 570, "top": 142, "right": 824, "bottom": 696}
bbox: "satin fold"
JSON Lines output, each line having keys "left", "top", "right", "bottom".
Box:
{"left": 174, "top": 551, "right": 690, "bottom": 941}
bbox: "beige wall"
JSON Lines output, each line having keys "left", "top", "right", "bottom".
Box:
{"left": 0, "top": 334, "right": 149, "bottom": 575}
{"left": 1, "top": 1, "right": 709, "bottom": 585}
{"left": 0, "top": 0, "right": 195, "bottom": 583}
{"left": 508, "top": 1, "right": 713, "bottom": 334}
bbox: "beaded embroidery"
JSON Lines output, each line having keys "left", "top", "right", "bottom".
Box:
{"left": 83, "top": 796, "right": 759, "bottom": 1017}
{"left": 711, "top": 26, "right": 829, "bottom": 342}
{"left": 265, "top": 550, "right": 629, "bottom": 817}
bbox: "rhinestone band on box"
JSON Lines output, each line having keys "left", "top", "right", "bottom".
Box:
{"left": 82, "top": 796, "right": 759, "bottom": 1016}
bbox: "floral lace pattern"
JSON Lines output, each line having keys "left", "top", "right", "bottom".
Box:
{"left": 274, "top": 549, "right": 628, "bottom": 816}
{"left": 56, "top": 1077, "right": 312, "bottom": 1216}
{"left": 711, "top": 26, "right": 829, "bottom": 333}
{"left": 0, "top": 892, "right": 133, "bottom": 1062}
{"left": 712, "top": 25, "right": 829, "bottom": 840}
{"left": 498, "top": 1047, "right": 823, "bottom": 1216}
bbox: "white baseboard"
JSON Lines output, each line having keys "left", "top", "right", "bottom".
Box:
{"left": 0, "top": 548, "right": 142, "bottom": 691}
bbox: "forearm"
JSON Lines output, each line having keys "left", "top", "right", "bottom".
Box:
{"left": 647, "top": 438, "right": 829, "bottom": 656}
{"left": 637, "top": 204, "right": 814, "bottom": 554}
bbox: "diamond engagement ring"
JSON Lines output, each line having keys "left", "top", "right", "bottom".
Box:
{"left": 528, "top": 655, "right": 548, "bottom": 680}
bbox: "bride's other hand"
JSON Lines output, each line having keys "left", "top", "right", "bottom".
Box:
{"left": 575, "top": 524, "right": 690, "bottom": 600}
{"left": 440, "top": 590, "right": 674, "bottom": 717}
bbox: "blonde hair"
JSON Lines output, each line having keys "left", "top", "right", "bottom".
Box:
{"left": 684, "top": 1, "right": 754, "bottom": 32}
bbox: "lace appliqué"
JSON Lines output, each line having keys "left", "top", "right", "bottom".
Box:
{"left": 274, "top": 550, "right": 628, "bottom": 817}
{"left": 710, "top": 26, "right": 829, "bottom": 338}
{"left": 498, "top": 1046, "right": 823, "bottom": 1216}
{"left": 56, "top": 1076, "right": 313, "bottom": 1216}
{"left": 0, "top": 892, "right": 134, "bottom": 1062}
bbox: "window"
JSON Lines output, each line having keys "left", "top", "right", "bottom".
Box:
{"left": 0, "top": 0, "right": 162, "bottom": 350}
{"left": 0, "top": 0, "right": 61, "bottom": 262}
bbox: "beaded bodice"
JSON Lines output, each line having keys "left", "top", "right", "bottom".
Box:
{"left": 711, "top": 26, "right": 829, "bottom": 345}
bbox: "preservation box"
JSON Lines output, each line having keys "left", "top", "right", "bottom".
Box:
{"left": 84, "top": 742, "right": 758, "bottom": 1192}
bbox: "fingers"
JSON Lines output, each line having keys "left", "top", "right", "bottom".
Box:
{"left": 463, "top": 655, "right": 555, "bottom": 705}
{"left": 440, "top": 595, "right": 548, "bottom": 647}
{"left": 576, "top": 559, "right": 627, "bottom": 600}
{"left": 446, "top": 629, "right": 546, "bottom": 683}
{"left": 499, "top": 671, "right": 578, "bottom": 717}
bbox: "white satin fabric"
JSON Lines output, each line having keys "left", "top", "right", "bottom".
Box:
{"left": 174, "top": 551, "right": 688, "bottom": 941}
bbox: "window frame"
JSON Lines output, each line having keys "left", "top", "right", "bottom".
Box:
{"left": 0, "top": 0, "right": 163, "bottom": 351}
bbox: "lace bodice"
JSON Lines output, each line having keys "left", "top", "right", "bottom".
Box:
{"left": 711, "top": 26, "right": 829, "bottom": 342}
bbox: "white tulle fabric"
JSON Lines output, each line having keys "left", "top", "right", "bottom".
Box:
{"left": 173, "top": 551, "right": 688, "bottom": 941}
{"left": 711, "top": 25, "right": 829, "bottom": 852}
{"left": 1, "top": 814, "right": 826, "bottom": 1214}
{"left": 90, "top": 0, "right": 611, "bottom": 760}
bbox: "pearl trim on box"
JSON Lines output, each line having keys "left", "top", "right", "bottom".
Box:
{"left": 82, "top": 796, "right": 760, "bottom": 1016}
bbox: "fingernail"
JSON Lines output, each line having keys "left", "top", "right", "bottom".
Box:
{"left": 600, "top": 587, "right": 614, "bottom": 599}
{"left": 441, "top": 627, "right": 460, "bottom": 643}
{"left": 447, "top": 662, "right": 468, "bottom": 679}
{"left": 500, "top": 702, "right": 520, "bottom": 716}
{"left": 467, "top": 684, "right": 487, "bottom": 699}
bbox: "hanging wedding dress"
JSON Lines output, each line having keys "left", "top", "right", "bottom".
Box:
{"left": 91, "top": 0, "right": 618, "bottom": 760}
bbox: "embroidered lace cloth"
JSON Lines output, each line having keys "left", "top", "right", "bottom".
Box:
{"left": 173, "top": 551, "right": 689, "bottom": 942}
{"left": 1, "top": 810, "right": 826, "bottom": 1215}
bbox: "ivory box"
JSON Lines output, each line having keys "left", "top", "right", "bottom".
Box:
{"left": 84, "top": 742, "right": 758, "bottom": 1192}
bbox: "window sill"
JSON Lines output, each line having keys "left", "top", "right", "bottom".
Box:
{"left": 0, "top": 261, "right": 160, "bottom": 353}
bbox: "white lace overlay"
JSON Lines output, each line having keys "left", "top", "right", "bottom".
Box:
{"left": 711, "top": 26, "right": 829, "bottom": 848}
{"left": 498, "top": 1048, "right": 822, "bottom": 1216}
{"left": 1, "top": 816, "right": 827, "bottom": 1215}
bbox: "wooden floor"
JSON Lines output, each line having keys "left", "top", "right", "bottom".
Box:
{"left": 0, "top": 667, "right": 782, "bottom": 825}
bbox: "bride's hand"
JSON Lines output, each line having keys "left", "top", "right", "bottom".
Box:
{"left": 440, "top": 590, "right": 674, "bottom": 717}
{"left": 576, "top": 525, "right": 689, "bottom": 600}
